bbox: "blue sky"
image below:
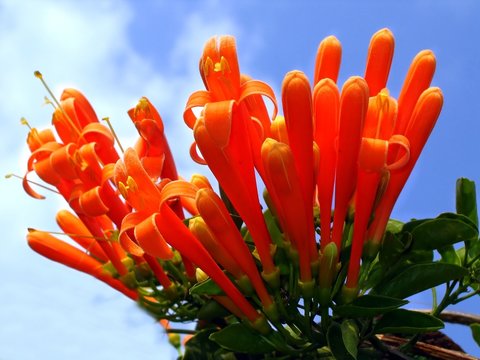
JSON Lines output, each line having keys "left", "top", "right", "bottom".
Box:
{"left": 1, "top": 0, "right": 479, "bottom": 358}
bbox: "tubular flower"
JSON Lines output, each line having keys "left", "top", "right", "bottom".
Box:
{"left": 20, "top": 28, "right": 445, "bottom": 353}
{"left": 184, "top": 36, "right": 279, "bottom": 277}
{"left": 27, "top": 229, "right": 137, "bottom": 300}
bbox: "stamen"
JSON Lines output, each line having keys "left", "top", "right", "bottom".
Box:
{"left": 34, "top": 71, "right": 81, "bottom": 136}
{"left": 5, "top": 173, "right": 60, "bottom": 194}
{"left": 27, "top": 227, "right": 106, "bottom": 241}
{"left": 102, "top": 117, "right": 125, "bottom": 153}
{"left": 203, "top": 57, "right": 214, "bottom": 77}
{"left": 213, "top": 56, "right": 230, "bottom": 75}
{"left": 20, "top": 117, "right": 32, "bottom": 130}
{"left": 43, "top": 96, "right": 56, "bottom": 109}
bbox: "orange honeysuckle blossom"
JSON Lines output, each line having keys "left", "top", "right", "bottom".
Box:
{"left": 24, "top": 87, "right": 130, "bottom": 276}
{"left": 184, "top": 36, "right": 279, "bottom": 277}
{"left": 281, "top": 71, "right": 317, "bottom": 265}
{"left": 330, "top": 77, "right": 370, "bottom": 251}
{"left": 190, "top": 100, "right": 276, "bottom": 275}
{"left": 195, "top": 187, "right": 274, "bottom": 308}
{"left": 156, "top": 180, "right": 264, "bottom": 323}
{"left": 261, "top": 138, "right": 313, "bottom": 283}
{"left": 27, "top": 229, "right": 137, "bottom": 300}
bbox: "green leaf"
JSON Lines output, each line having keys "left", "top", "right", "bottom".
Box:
{"left": 456, "top": 178, "right": 478, "bottom": 228}
{"left": 183, "top": 328, "right": 221, "bottom": 360}
{"left": 327, "top": 322, "right": 357, "bottom": 360}
{"left": 372, "top": 262, "right": 468, "bottom": 299}
{"left": 189, "top": 278, "right": 224, "bottom": 296}
{"left": 386, "top": 219, "right": 404, "bottom": 234}
{"left": 379, "top": 232, "right": 406, "bottom": 266}
{"left": 402, "top": 218, "right": 430, "bottom": 234}
{"left": 410, "top": 215, "right": 478, "bottom": 251}
{"left": 341, "top": 320, "right": 359, "bottom": 359}
{"left": 374, "top": 309, "right": 444, "bottom": 334}
{"left": 197, "top": 300, "right": 230, "bottom": 321}
{"left": 335, "top": 295, "right": 408, "bottom": 318}
{"left": 470, "top": 323, "right": 480, "bottom": 347}
{"left": 209, "top": 323, "right": 275, "bottom": 354}
{"left": 438, "top": 244, "right": 461, "bottom": 265}
{"left": 438, "top": 212, "right": 478, "bottom": 231}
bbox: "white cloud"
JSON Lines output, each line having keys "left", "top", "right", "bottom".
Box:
{"left": 0, "top": 1, "right": 244, "bottom": 358}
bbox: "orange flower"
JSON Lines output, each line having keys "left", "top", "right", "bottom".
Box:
{"left": 184, "top": 36, "right": 279, "bottom": 276}
{"left": 330, "top": 77, "right": 369, "bottom": 250}
{"left": 27, "top": 230, "right": 137, "bottom": 300}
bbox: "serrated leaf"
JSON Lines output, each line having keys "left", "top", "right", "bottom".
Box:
{"left": 374, "top": 309, "right": 444, "bottom": 334}
{"left": 189, "top": 278, "right": 224, "bottom": 296}
{"left": 410, "top": 215, "right": 478, "bottom": 251}
{"left": 327, "top": 322, "right": 356, "bottom": 360}
{"left": 470, "top": 323, "right": 480, "bottom": 347}
{"left": 209, "top": 323, "right": 275, "bottom": 354}
{"left": 335, "top": 295, "right": 408, "bottom": 318}
{"left": 372, "top": 262, "right": 468, "bottom": 299}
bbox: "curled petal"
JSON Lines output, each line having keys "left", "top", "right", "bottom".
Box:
{"left": 184, "top": 90, "right": 211, "bottom": 129}
{"left": 27, "top": 128, "right": 56, "bottom": 152}
{"left": 119, "top": 212, "right": 148, "bottom": 256}
{"left": 80, "top": 123, "right": 119, "bottom": 164}
{"left": 50, "top": 143, "right": 78, "bottom": 180}
{"left": 79, "top": 186, "right": 109, "bottom": 216}
{"left": 134, "top": 214, "right": 173, "bottom": 260}
{"left": 203, "top": 101, "right": 234, "bottom": 149}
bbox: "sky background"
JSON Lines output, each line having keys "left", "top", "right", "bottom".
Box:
{"left": 1, "top": 0, "right": 479, "bottom": 358}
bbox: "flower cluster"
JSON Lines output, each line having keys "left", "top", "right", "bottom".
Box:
{"left": 22, "top": 29, "right": 453, "bottom": 357}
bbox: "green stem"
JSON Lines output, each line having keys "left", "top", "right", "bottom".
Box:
{"left": 431, "top": 287, "right": 437, "bottom": 310}
{"left": 452, "top": 289, "right": 480, "bottom": 304}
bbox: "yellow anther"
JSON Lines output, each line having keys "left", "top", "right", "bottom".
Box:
{"left": 137, "top": 97, "right": 149, "bottom": 110}
{"left": 213, "top": 56, "right": 231, "bottom": 75}
{"left": 203, "top": 57, "right": 214, "bottom": 77}
{"left": 20, "top": 117, "right": 32, "bottom": 130}
{"left": 43, "top": 96, "right": 56, "bottom": 109}
{"left": 118, "top": 182, "right": 128, "bottom": 199}
{"left": 34, "top": 70, "right": 81, "bottom": 137}
{"left": 73, "top": 151, "right": 88, "bottom": 171}
{"left": 126, "top": 176, "right": 138, "bottom": 192}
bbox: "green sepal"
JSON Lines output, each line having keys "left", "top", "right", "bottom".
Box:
{"left": 189, "top": 278, "right": 224, "bottom": 296}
